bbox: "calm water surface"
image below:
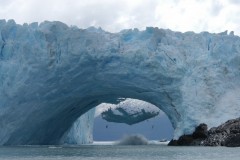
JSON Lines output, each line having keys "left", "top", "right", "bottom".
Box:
{"left": 0, "top": 144, "right": 239, "bottom": 160}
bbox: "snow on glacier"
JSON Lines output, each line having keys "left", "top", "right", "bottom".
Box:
{"left": 97, "top": 98, "right": 160, "bottom": 125}
{"left": 0, "top": 19, "right": 240, "bottom": 145}
{"left": 96, "top": 98, "right": 160, "bottom": 116}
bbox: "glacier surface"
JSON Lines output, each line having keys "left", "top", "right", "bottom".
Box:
{"left": 0, "top": 19, "right": 240, "bottom": 145}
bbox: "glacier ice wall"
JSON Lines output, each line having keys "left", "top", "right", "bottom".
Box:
{"left": 0, "top": 19, "right": 240, "bottom": 145}
{"left": 61, "top": 108, "right": 95, "bottom": 144}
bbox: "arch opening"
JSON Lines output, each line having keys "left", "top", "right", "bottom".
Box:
{"left": 61, "top": 98, "right": 174, "bottom": 145}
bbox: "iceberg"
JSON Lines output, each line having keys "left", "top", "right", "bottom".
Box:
{"left": 0, "top": 19, "right": 240, "bottom": 145}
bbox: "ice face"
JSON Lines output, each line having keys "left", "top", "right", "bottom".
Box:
{"left": 0, "top": 19, "right": 240, "bottom": 145}
{"left": 61, "top": 108, "right": 95, "bottom": 145}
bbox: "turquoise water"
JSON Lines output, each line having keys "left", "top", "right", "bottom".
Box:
{"left": 0, "top": 144, "right": 239, "bottom": 160}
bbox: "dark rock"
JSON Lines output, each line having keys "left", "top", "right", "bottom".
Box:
{"left": 178, "top": 135, "right": 194, "bottom": 145}
{"left": 168, "top": 123, "right": 207, "bottom": 146}
{"left": 168, "top": 140, "right": 178, "bottom": 146}
{"left": 224, "top": 133, "right": 240, "bottom": 147}
{"left": 203, "top": 117, "right": 240, "bottom": 147}
{"left": 168, "top": 118, "right": 240, "bottom": 147}
{"left": 168, "top": 135, "right": 193, "bottom": 146}
{"left": 192, "top": 123, "right": 208, "bottom": 139}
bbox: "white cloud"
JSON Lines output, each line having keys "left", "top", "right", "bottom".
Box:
{"left": 0, "top": 0, "right": 240, "bottom": 35}
{"left": 210, "top": 0, "right": 223, "bottom": 16}
{"left": 229, "top": 0, "right": 240, "bottom": 4}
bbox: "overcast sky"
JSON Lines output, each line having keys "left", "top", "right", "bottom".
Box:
{"left": 0, "top": 0, "right": 240, "bottom": 34}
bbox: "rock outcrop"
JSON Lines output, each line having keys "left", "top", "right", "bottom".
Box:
{"left": 169, "top": 118, "right": 240, "bottom": 147}
{"left": 203, "top": 118, "right": 240, "bottom": 147}
{"left": 168, "top": 123, "right": 208, "bottom": 146}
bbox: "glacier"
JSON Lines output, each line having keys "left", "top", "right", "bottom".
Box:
{"left": 0, "top": 19, "right": 240, "bottom": 145}
{"left": 60, "top": 108, "right": 95, "bottom": 144}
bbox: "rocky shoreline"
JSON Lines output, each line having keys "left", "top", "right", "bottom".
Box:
{"left": 168, "top": 118, "right": 240, "bottom": 147}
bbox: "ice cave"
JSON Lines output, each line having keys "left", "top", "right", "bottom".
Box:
{"left": 0, "top": 19, "right": 240, "bottom": 145}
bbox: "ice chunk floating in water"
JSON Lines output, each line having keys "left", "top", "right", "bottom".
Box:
{"left": 0, "top": 19, "right": 240, "bottom": 145}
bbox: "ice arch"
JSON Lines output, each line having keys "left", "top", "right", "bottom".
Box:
{"left": 0, "top": 20, "right": 240, "bottom": 145}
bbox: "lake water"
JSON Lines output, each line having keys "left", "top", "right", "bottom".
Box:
{"left": 0, "top": 143, "right": 239, "bottom": 160}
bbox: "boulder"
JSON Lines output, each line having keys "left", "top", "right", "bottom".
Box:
{"left": 168, "top": 123, "right": 207, "bottom": 146}
{"left": 203, "top": 118, "right": 240, "bottom": 147}
{"left": 169, "top": 118, "right": 240, "bottom": 147}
